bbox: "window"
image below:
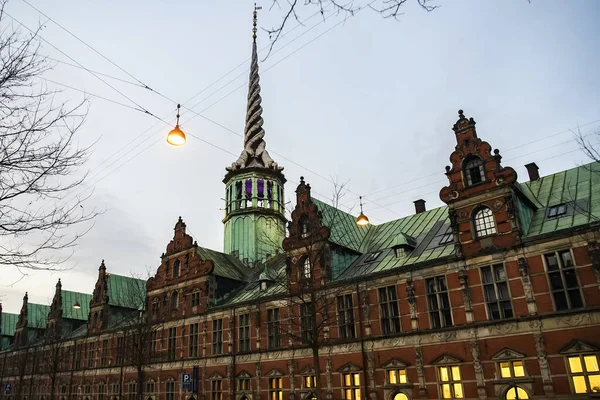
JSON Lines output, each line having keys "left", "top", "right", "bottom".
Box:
{"left": 189, "top": 323, "right": 199, "bottom": 357}
{"left": 111, "top": 383, "right": 120, "bottom": 396}
{"left": 364, "top": 251, "right": 382, "bottom": 263}
{"left": 387, "top": 368, "right": 407, "bottom": 384}
{"left": 426, "top": 276, "right": 452, "bottom": 328}
{"left": 545, "top": 250, "right": 583, "bottom": 311}
{"left": 267, "top": 309, "right": 281, "bottom": 349}
{"left": 505, "top": 387, "right": 529, "bottom": 399}
{"left": 171, "top": 291, "right": 179, "bottom": 311}
{"left": 473, "top": 207, "right": 496, "bottom": 237}
{"left": 499, "top": 360, "right": 525, "bottom": 378}
{"left": 464, "top": 157, "right": 485, "bottom": 186}
{"left": 393, "top": 395, "right": 408, "bottom": 400}
{"left": 547, "top": 204, "right": 567, "bottom": 218}
{"left": 567, "top": 354, "right": 600, "bottom": 393}
{"left": 269, "top": 378, "right": 283, "bottom": 400}
{"left": 439, "top": 225, "right": 454, "bottom": 245}
{"left": 438, "top": 366, "right": 463, "bottom": 399}
{"left": 167, "top": 327, "right": 176, "bottom": 360}
{"left": 127, "top": 382, "right": 136, "bottom": 400}
{"left": 481, "top": 264, "right": 513, "bottom": 320}
{"left": 300, "top": 303, "right": 313, "bottom": 342}
{"left": 145, "top": 381, "right": 155, "bottom": 394}
{"left": 342, "top": 373, "right": 360, "bottom": 400}
{"left": 304, "top": 375, "right": 316, "bottom": 388}
{"left": 239, "top": 314, "right": 250, "bottom": 352}
{"left": 301, "top": 258, "right": 311, "bottom": 279}
{"left": 101, "top": 339, "right": 109, "bottom": 367}
{"left": 173, "top": 259, "right": 180, "bottom": 278}
{"left": 87, "top": 342, "right": 95, "bottom": 368}
{"left": 379, "top": 286, "right": 401, "bottom": 335}
{"left": 237, "top": 378, "right": 251, "bottom": 391}
{"left": 116, "top": 336, "right": 124, "bottom": 365}
{"left": 300, "top": 215, "right": 309, "bottom": 238}
{"left": 166, "top": 381, "right": 175, "bottom": 400}
{"left": 97, "top": 383, "right": 105, "bottom": 400}
{"left": 337, "top": 294, "right": 355, "bottom": 340}
{"left": 211, "top": 380, "right": 223, "bottom": 400}
{"left": 191, "top": 291, "right": 201, "bottom": 307}
{"left": 212, "top": 319, "right": 223, "bottom": 355}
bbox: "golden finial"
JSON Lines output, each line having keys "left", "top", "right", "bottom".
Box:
{"left": 253, "top": 4, "right": 262, "bottom": 41}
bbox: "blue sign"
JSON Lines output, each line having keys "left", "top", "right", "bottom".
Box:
{"left": 192, "top": 366, "right": 199, "bottom": 393}
{"left": 181, "top": 373, "right": 192, "bottom": 391}
{"left": 4, "top": 383, "right": 12, "bottom": 394}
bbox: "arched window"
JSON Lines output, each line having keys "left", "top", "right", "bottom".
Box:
{"left": 463, "top": 157, "right": 485, "bottom": 186}
{"left": 505, "top": 386, "right": 529, "bottom": 399}
{"left": 301, "top": 258, "right": 311, "bottom": 279}
{"left": 171, "top": 291, "right": 179, "bottom": 311}
{"left": 173, "top": 259, "right": 180, "bottom": 279}
{"left": 393, "top": 394, "right": 409, "bottom": 400}
{"left": 299, "top": 215, "right": 309, "bottom": 238}
{"left": 473, "top": 207, "right": 496, "bottom": 237}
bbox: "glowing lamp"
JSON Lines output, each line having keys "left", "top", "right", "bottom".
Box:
{"left": 356, "top": 196, "right": 370, "bottom": 226}
{"left": 166, "top": 104, "right": 186, "bottom": 146}
{"left": 73, "top": 301, "right": 81, "bottom": 309}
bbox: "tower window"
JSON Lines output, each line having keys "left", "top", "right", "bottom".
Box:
{"left": 267, "top": 181, "right": 274, "bottom": 207}
{"left": 171, "top": 291, "right": 179, "bottom": 311}
{"left": 473, "top": 207, "right": 496, "bottom": 237}
{"left": 245, "top": 179, "right": 253, "bottom": 208}
{"left": 301, "top": 257, "right": 311, "bottom": 279}
{"left": 300, "top": 215, "right": 309, "bottom": 238}
{"left": 257, "top": 179, "right": 265, "bottom": 207}
{"left": 463, "top": 157, "right": 485, "bottom": 186}
{"left": 173, "top": 259, "right": 180, "bottom": 278}
{"left": 235, "top": 181, "right": 243, "bottom": 210}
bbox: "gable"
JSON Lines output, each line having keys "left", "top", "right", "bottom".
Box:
{"left": 338, "top": 363, "right": 361, "bottom": 373}
{"left": 560, "top": 340, "right": 599, "bottom": 355}
{"left": 208, "top": 372, "right": 224, "bottom": 380}
{"left": 265, "top": 369, "right": 283, "bottom": 377}
{"left": 431, "top": 354, "right": 462, "bottom": 365}
{"left": 237, "top": 370, "right": 252, "bottom": 378}
{"left": 491, "top": 348, "right": 527, "bottom": 361}
{"left": 381, "top": 358, "right": 409, "bottom": 369}
{"left": 299, "top": 366, "right": 316, "bottom": 376}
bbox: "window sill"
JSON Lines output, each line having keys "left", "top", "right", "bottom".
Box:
{"left": 489, "top": 377, "right": 533, "bottom": 385}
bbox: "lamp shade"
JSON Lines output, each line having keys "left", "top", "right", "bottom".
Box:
{"left": 356, "top": 212, "right": 370, "bottom": 226}
{"left": 166, "top": 125, "right": 186, "bottom": 146}
{"left": 73, "top": 301, "right": 81, "bottom": 309}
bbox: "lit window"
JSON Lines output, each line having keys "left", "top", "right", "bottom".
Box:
{"left": 393, "top": 394, "right": 408, "bottom": 400}
{"left": 304, "top": 375, "right": 316, "bottom": 388}
{"left": 473, "top": 207, "right": 496, "bottom": 237}
{"left": 438, "top": 366, "right": 463, "bottom": 399}
{"left": 499, "top": 360, "right": 525, "bottom": 378}
{"left": 544, "top": 250, "right": 583, "bottom": 311}
{"left": 547, "top": 204, "right": 567, "bottom": 218}
{"left": 387, "top": 368, "right": 407, "bottom": 384}
{"left": 302, "top": 258, "right": 311, "bottom": 279}
{"left": 568, "top": 355, "right": 600, "bottom": 393}
{"left": 342, "top": 373, "right": 360, "bottom": 400}
{"left": 481, "top": 265, "right": 513, "bottom": 320}
{"left": 505, "top": 387, "right": 529, "bottom": 399}
{"left": 269, "top": 378, "right": 283, "bottom": 400}
{"left": 464, "top": 157, "right": 485, "bottom": 186}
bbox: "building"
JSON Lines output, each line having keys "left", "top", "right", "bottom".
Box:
{"left": 1, "top": 9, "right": 600, "bottom": 400}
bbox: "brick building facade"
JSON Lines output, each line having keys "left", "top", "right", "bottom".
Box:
{"left": 1, "top": 10, "right": 600, "bottom": 400}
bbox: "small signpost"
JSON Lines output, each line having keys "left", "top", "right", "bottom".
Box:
{"left": 4, "top": 383, "right": 12, "bottom": 394}
{"left": 181, "top": 373, "right": 192, "bottom": 391}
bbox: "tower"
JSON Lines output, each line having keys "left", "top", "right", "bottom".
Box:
{"left": 223, "top": 7, "right": 286, "bottom": 266}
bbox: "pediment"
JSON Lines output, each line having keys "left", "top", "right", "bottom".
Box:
{"left": 491, "top": 348, "right": 527, "bottom": 361}
{"left": 265, "top": 369, "right": 283, "bottom": 377}
{"left": 208, "top": 372, "right": 224, "bottom": 380}
{"left": 299, "top": 366, "right": 316, "bottom": 376}
{"left": 381, "top": 358, "right": 409, "bottom": 369}
{"left": 432, "top": 354, "right": 462, "bottom": 365}
{"left": 560, "top": 340, "right": 598, "bottom": 355}
{"left": 338, "top": 363, "right": 360, "bottom": 373}
{"left": 237, "top": 370, "right": 252, "bottom": 379}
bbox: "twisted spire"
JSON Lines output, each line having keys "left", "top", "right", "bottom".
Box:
{"left": 227, "top": 6, "right": 282, "bottom": 172}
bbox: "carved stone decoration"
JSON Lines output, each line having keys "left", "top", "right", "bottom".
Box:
{"left": 367, "top": 353, "right": 376, "bottom": 400}
{"left": 414, "top": 346, "right": 427, "bottom": 400}
{"left": 287, "top": 360, "right": 295, "bottom": 400}
{"left": 518, "top": 257, "right": 537, "bottom": 315}
{"left": 255, "top": 362, "right": 262, "bottom": 395}
{"left": 556, "top": 313, "right": 592, "bottom": 327}
{"left": 458, "top": 268, "right": 474, "bottom": 323}
{"left": 406, "top": 279, "right": 419, "bottom": 330}
{"left": 470, "top": 341, "right": 487, "bottom": 400}
{"left": 534, "top": 333, "right": 555, "bottom": 398}
{"left": 325, "top": 357, "right": 333, "bottom": 399}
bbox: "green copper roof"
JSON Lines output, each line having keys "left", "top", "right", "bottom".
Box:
{"left": 519, "top": 162, "right": 600, "bottom": 237}
{"left": 61, "top": 290, "right": 92, "bottom": 320}
{"left": 1, "top": 312, "right": 18, "bottom": 337}
{"left": 196, "top": 246, "right": 251, "bottom": 281}
{"left": 312, "top": 198, "right": 370, "bottom": 253}
{"left": 107, "top": 274, "right": 147, "bottom": 310}
{"left": 27, "top": 303, "right": 51, "bottom": 329}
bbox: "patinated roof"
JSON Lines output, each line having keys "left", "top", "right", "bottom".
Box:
{"left": 106, "top": 274, "right": 146, "bottom": 310}
{"left": 196, "top": 246, "right": 252, "bottom": 281}
{"left": 27, "top": 303, "right": 51, "bottom": 329}
{"left": 1, "top": 312, "right": 18, "bottom": 337}
{"left": 61, "top": 290, "right": 92, "bottom": 320}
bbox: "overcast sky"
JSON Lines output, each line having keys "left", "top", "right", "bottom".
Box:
{"left": 1, "top": 0, "right": 599, "bottom": 313}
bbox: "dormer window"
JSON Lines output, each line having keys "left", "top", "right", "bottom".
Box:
{"left": 260, "top": 281, "right": 268, "bottom": 291}
{"left": 548, "top": 204, "right": 567, "bottom": 218}
{"left": 173, "top": 259, "right": 180, "bottom": 279}
{"left": 463, "top": 157, "right": 485, "bottom": 186}
{"left": 473, "top": 207, "right": 496, "bottom": 238}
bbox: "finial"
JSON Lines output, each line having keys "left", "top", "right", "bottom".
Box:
{"left": 458, "top": 109, "right": 464, "bottom": 117}
{"left": 300, "top": 176, "right": 305, "bottom": 184}
{"left": 253, "top": 4, "right": 262, "bottom": 42}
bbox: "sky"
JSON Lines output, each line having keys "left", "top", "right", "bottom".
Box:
{"left": 1, "top": 0, "right": 599, "bottom": 313}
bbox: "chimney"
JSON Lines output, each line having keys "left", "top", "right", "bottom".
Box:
{"left": 525, "top": 162, "right": 540, "bottom": 181}
{"left": 414, "top": 199, "right": 426, "bottom": 214}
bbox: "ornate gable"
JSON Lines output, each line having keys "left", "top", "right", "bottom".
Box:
{"left": 265, "top": 369, "right": 284, "bottom": 377}
{"left": 432, "top": 354, "right": 462, "bottom": 365}
{"left": 236, "top": 370, "right": 252, "bottom": 378}
{"left": 299, "top": 366, "right": 316, "bottom": 376}
{"left": 491, "top": 348, "right": 527, "bottom": 361}
{"left": 209, "top": 372, "right": 224, "bottom": 380}
{"left": 560, "top": 340, "right": 598, "bottom": 355}
{"left": 381, "top": 358, "right": 409, "bottom": 369}
{"left": 338, "top": 363, "right": 361, "bottom": 373}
